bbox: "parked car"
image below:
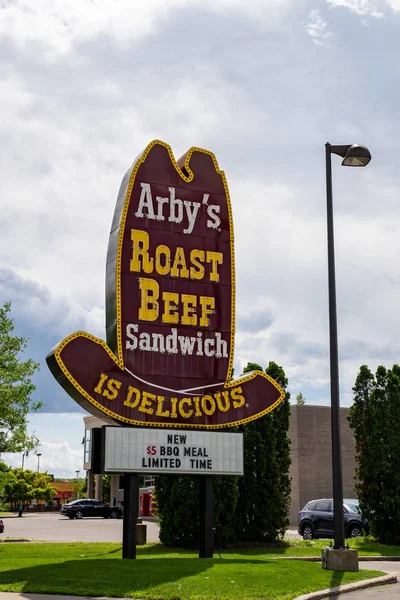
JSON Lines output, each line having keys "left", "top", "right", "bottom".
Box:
{"left": 0, "top": 519, "right": 4, "bottom": 533}
{"left": 60, "top": 499, "right": 123, "bottom": 520}
{"left": 298, "top": 498, "right": 369, "bottom": 540}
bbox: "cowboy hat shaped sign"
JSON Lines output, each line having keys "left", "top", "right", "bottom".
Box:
{"left": 47, "top": 141, "right": 284, "bottom": 428}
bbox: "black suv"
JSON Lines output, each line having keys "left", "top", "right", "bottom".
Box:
{"left": 298, "top": 498, "right": 369, "bottom": 540}
{"left": 60, "top": 499, "right": 122, "bottom": 520}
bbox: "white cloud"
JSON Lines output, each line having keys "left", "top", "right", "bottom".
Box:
{"left": 327, "top": 0, "right": 384, "bottom": 17}
{"left": 0, "top": 268, "right": 105, "bottom": 339}
{"left": 325, "top": 0, "right": 400, "bottom": 15}
{"left": 2, "top": 413, "right": 85, "bottom": 479}
{"left": 0, "top": 0, "right": 181, "bottom": 55}
{"left": 304, "top": 10, "right": 334, "bottom": 46}
{"left": 0, "top": 0, "right": 292, "bottom": 58}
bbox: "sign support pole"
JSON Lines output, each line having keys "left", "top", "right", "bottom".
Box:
{"left": 199, "top": 476, "right": 213, "bottom": 558}
{"left": 122, "top": 474, "right": 139, "bottom": 559}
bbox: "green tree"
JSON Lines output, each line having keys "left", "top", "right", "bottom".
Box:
{"left": 213, "top": 475, "right": 239, "bottom": 545}
{"left": 70, "top": 478, "right": 85, "bottom": 500}
{"left": 0, "top": 302, "right": 41, "bottom": 454}
{"left": 296, "top": 392, "right": 306, "bottom": 405}
{"left": 0, "top": 461, "right": 11, "bottom": 506}
{"left": 156, "top": 474, "right": 239, "bottom": 547}
{"left": 4, "top": 468, "right": 56, "bottom": 517}
{"left": 349, "top": 364, "right": 400, "bottom": 544}
{"left": 102, "top": 474, "right": 111, "bottom": 503}
{"left": 232, "top": 361, "right": 291, "bottom": 542}
{"left": 156, "top": 476, "right": 200, "bottom": 547}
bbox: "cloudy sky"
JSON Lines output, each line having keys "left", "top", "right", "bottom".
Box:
{"left": 1, "top": 0, "right": 400, "bottom": 477}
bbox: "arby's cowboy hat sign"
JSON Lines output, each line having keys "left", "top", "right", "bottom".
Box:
{"left": 46, "top": 141, "right": 284, "bottom": 428}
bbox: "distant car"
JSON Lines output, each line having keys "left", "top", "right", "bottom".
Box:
{"left": 60, "top": 499, "right": 122, "bottom": 520}
{"left": 298, "top": 498, "right": 369, "bottom": 540}
{"left": 0, "top": 519, "right": 4, "bottom": 533}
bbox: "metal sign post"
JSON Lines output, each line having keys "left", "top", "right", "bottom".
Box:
{"left": 122, "top": 474, "right": 140, "bottom": 559}
{"left": 199, "top": 476, "right": 213, "bottom": 558}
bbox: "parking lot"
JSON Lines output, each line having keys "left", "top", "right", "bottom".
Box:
{"left": 1, "top": 512, "right": 161, "bottom": 543}
{"left": 1, "top": 512, "right": 301, "bottom": 543}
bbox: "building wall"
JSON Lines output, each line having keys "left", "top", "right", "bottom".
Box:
{"left": 289, "top": 405, "right": 357, "bottom": 525}
{"left": 83, "top": 415, "right": 115, "bottom": 472}
{"left": 84, "top": 415, "right": 123, "bottom": 504}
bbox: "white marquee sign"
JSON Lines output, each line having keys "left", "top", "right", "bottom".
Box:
{"left": 103, "top": 427, "right": 243, "bottom": 476}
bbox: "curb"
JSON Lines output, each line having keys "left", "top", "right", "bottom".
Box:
{"left": 294, "top": 574, "right": 397, "bottom": 600}
{"left": 359, "top": 556, "right": 400, "bottom": 561}
{"left": 272, "top": 556, "right": 400, "bottom": 562}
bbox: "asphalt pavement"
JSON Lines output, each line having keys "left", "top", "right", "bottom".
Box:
{"left": 0, "top": 512, "right": 160, "bottom": 543}
{"left": 342, "top": 581, "right": 400, "bottom": 597}
{"left": 336, "top": 561, "right": 400, "bottom": 598}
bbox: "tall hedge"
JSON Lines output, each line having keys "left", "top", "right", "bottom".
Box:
{"left": 349, "top": 364, "right": 400, "bottom": 544}
{"left": 156, "top": 476, "right": 200, "bottom": 547}
{"left": 232, "top": 361, "right": 291, "bottom": 542}
{"left": 155, "top": 474, "right": 238, "bottom": 547}
{"left": 155, "top": 361, "right": 291, "bottom": 546}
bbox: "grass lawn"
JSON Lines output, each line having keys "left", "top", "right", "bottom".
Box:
{"left": 279, "top": 536, "right": 400, "bottom": 557}
{"left": 0, "top": 542, "right": 384, "bottom": 600}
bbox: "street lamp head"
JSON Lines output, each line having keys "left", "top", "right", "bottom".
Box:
{"left": 341, "top": 144, "right": 371, "bottom": 167}
{"left": 328, "top": 143, "right": 372, "bottom": 167}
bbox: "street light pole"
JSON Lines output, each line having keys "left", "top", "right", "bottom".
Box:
{"left": 21, "top": 451, "right": 29, "bottom": 470}
{"left": 325, "top": 143, "right": 345, "bottom": 549}
{"left": 36, "top": 453, "right": 42, "bottom": 473}
{"left": 325, "top": 142, "right": 371, "bottom": 551}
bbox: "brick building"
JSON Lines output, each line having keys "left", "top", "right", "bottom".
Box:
{"left": 289, "top": 404, "right": 356, "bottom": 524}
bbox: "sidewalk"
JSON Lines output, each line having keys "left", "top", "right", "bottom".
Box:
{"left": 295, "top": 560, "right": 400, "bottom": 600}
{"left": 342, "top": 580, "right": 400, "bottom": 598}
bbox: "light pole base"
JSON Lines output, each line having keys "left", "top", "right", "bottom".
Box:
{"left": 322, "top": 547, "right": 359, "bottom": 572}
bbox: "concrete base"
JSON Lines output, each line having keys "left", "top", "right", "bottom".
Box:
{"left": 321, "top": 547, "right": 359, "bottom": 572}
{"left": 136, "top": 524, "right": 147, "bottom": 545}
